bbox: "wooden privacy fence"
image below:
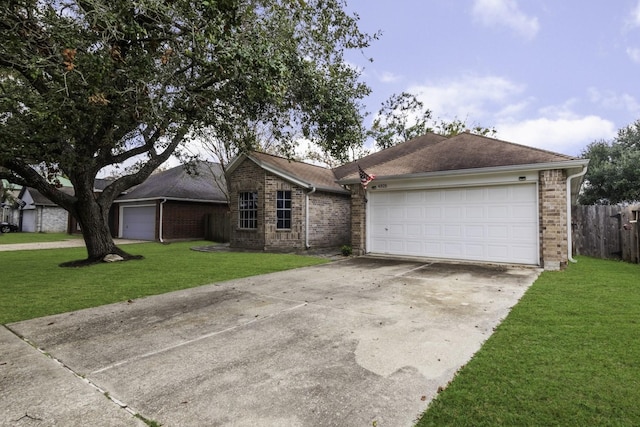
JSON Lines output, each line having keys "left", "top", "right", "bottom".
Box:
{"left": 205, "top": 211, "right": 231, "bottom": 243}
{"left": 572, "top": 204, "right": 640, "bottom": 263}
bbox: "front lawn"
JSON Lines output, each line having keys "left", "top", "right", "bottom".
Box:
{"left": 417, "top": 256, "right": 640, "bottom": 426}
{"left": 0, "top": 241, "right": 328, "bottom": 324}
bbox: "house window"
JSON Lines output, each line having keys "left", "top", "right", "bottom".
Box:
{"left": 276, "top": 190, "right": 291, "bottom": 230}
{"left": 238, "top": 191, "right": 258, "bottom": 229}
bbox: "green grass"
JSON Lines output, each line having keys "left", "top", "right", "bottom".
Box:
{"left": 417, "top": 256, "right": 640, "bottom": 426}
{"left": 0, "top": 232, "right": 82, "bottom": 244}
{"left": 0, "top": 241, "right": 328, "bottom": 324}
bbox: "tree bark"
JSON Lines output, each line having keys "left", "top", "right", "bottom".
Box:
{"left": 73, "top": 195, "right": 129, "bottom": 262}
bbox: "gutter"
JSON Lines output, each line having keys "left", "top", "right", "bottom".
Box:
{"left": 305, "top": 187, "right": 316, "bottom": 249}
{"left": 159, "top": 198, "right": 167, "bottom": 243}
{"left": 335, "top": 159, "right": 590, "bottom": 186}
{"left": 566, "top": 165, "right": 588, "bottom": 263}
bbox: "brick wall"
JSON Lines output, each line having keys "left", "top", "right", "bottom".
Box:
{"left": 263, "top": 175, "right": 306, "bottom": 250}
{"left": 38, "top": 206, "right": 69, "bottom": 233}
{"left": 308, "top": 191, "right": 351, "bottom": 248}
{"left": 229, "top": 160, "right": 265, "bottom": 249}
{"left": 229, "top": 159, "right": 351, "bottom": 251}
{"left": 350, "top": 184, "right": 367, "bottom": 255}
{"left": 539, "top": 169, "right": 568, "bottom": 270}
{"left": 162, "top": 201, "right": 228, "bottom": 240}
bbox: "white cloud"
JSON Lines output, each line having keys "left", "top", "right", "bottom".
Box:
{"left": 378, "top": 71, "right": 402, "bottom": 84}
{"left": 588, "top": 88, "right": 640, "bottom": 115}
{"left": 403, "top": 74, "right": 617, "bottom": 156}
{"left": 627, "top": 47, "right": 640, "bottom": 63}
{"left": 408, "top": 75, "right": 526, "bottom": 121}
{"left": 631, "top": 0, "right": 640, "bottom": 27}
{"left": 471, "top": 0, "right": 540, "bottom": 40}
{"left": 496, "top": 116, "right": 616, "bottom": 156}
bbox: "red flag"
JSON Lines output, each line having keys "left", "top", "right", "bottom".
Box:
{"left": 358, "top": 164, "right": 375, "bottom": 188}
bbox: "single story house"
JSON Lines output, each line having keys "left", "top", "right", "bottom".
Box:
{"left": 227, "top": 132, "right": 589, "bottom": 270}
{"left": 112, "top": 161, "right": 229, "bottom": 241}
{"left": 225, "top": 151, "right": 351, "bottom": 251}
{"left": 18, "top": 185, "right": 74, "bottom": 233}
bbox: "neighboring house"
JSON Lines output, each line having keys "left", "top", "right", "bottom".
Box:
{"left": 18, "top": 186, "right": 73, "bottom": 233}
{"left": 227, "top": 132, "right": 589, "bottom": 270}
{"left": 1, "top": 179, "right": 22, "bottom": 225}
{"left": 225, "top": 151, "right": 351, "bottom": 251}
{"left": 112, "top": 161, "right": 228, "bottom": 241}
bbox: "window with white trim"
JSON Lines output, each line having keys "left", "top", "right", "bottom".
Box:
{"left": 276, "top": 190, "right": 291, "bottom": 230}
{"left": 238, "top": 191, "right": 258, "bottom": 229}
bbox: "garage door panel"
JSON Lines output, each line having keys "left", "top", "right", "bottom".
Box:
{"left": 512, "top": 205, "right": 537, "bottom": 219}
{"left": 465, "top": 225, "right": 485, "bottom": 238}
{"left": 443, "top": 224, "right": 462, "bottom": 238}
{"left": 487, "top": 225, "right": 509, "bottom": 239}
{"left": 425, "top": 224, "right": 441, "bottom": 236}
{"left": 425, "top": 207, "right": 441, "bottom": 219}
{"left": 465, "top": 207, "right": 485, "bottom": 219}
{"left": 487, "top": 244, "right": 509, "bottom": 258}
{"left": 466, "top": 244, "right": 484, "bottom": 257}
{"left": 443, "top": 242, "right": 464, "bottom": 257}
{"left": 369, "top": 184, "right": 538, "bottom": 265}
{"left": 445, "top": 189, "right": 464, "bottom": 202}
{"left": 488, "top": 205, "right": 509, "bottom": 219}
{"left": 444, "top": 207, "right": 462, "bottom": 218}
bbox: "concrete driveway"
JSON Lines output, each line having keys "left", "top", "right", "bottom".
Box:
{"left": 1, "top": 257, "right": 540, "bottom": 426}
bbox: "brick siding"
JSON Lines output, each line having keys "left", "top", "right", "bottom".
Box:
{"left": 308, "top": 191, "right": 351, "bottom": 248}
{"left": 539, "top": 169, "right": 568, "bottom": 270}
{"left": 229, "top": 159, "right": 351, "bottom": 251}
{"left": 37, "top": 206, "right": 68, "bottom": 233}
{"left": 229, "top": 160, "right": 265, "bottom": 249}
{"left": 350, "top": 184, "right": 367, "bottom": 255}
{"left": 162, "top": 201, "right": 228, "bottom": 240}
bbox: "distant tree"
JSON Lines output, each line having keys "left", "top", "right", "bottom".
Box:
{"left": 579, "top": 120, "right": 640, "bottom": 205}
{"left": 0, "top": 0, "right": 375, "bottom": 264}
{"left": 368, "top": 92, "right": 433, "bottom": 150}
{"left": 432, "top": 118, "right": 497, "bottom": 138}
{"left": 368, "top": 92, "right": 496, "bottom": 150}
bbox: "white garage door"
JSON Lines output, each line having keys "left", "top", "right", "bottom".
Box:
{"left": 368, "top": 184, "right": 539, "bottom": 265}
{"left": 121, "top": 205, "right": 156, "bottom": 240}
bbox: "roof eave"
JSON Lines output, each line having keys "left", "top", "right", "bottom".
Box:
{"left": 336, "top": 159, "right": 590, "bottom": 185}
{"left": 114, "top": 197, "right": 227, "bottom": 204}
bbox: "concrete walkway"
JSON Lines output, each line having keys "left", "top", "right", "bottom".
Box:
{"left": 0, "top": 238, "right": 147, "bottom": 251}
{"left": 0, "top": 257, "right": 540, "bottom": 426}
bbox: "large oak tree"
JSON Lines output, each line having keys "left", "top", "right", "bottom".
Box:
{"left": 0, "top": 0, "right": 373, "bottom": 263}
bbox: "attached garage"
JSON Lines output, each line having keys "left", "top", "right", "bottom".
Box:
{"left": 368, "top": 183, "right": 539, "bottom": 265}
{"left": 120, "top": 205, "right": 156, "bottom": 240}
{"left": 333, "top": 132, "right": 591, "bottom": 270}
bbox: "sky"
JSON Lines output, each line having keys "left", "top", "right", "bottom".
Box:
{"left": 342, "top": 0, "right": 640, "bottom": 157}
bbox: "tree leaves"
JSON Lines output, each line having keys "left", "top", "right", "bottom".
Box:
{"left": 579, "top": 120, "right": 640, "bottom": 205}
{"left": 0, "top": 0, "right": 374, "bottom": 260}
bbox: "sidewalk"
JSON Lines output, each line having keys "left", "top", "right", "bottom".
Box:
{"left": 0, "top": 239, "right": 147, "bottom": 252}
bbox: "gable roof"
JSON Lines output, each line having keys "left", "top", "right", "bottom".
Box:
{"left": 333, "top": 132, "right": 587, "bottom": 182}
{"left": 116, "top": 161, "right": 227, "bottom": 203}
{"left": 227, "top": 151, "right": 349, "bottom": 194}
{"left": 19, "top": 186, "right": 74, "bottom": 207}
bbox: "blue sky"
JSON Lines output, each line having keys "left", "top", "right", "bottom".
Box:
{"left": 344, "top": 0, "right": 640, "bottom": 156}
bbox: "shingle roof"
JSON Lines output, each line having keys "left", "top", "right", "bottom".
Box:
{"left": 244, "top": 152, "right": 348, "bottom": 193}
{"left": 116, "top": 161, "right": 227, "bottom": 202}
{"left": 333, "top": 132, "right": 581, "bottom": 181}
{"left": 22, "top": 187, "right": 74, "bottom": 206}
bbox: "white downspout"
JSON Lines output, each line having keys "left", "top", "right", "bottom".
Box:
{"left": 566, "top": 166, "right": 588, "bottom": 263}
{"left": 305, "top": 187, "right": 316, "bottom": 249}
{"left": 159, "top": 198, "right": 167, "bottom": 243}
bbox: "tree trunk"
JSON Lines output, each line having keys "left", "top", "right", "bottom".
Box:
{"left": 73, "top": 196, "right": 129, "bottom": 262}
